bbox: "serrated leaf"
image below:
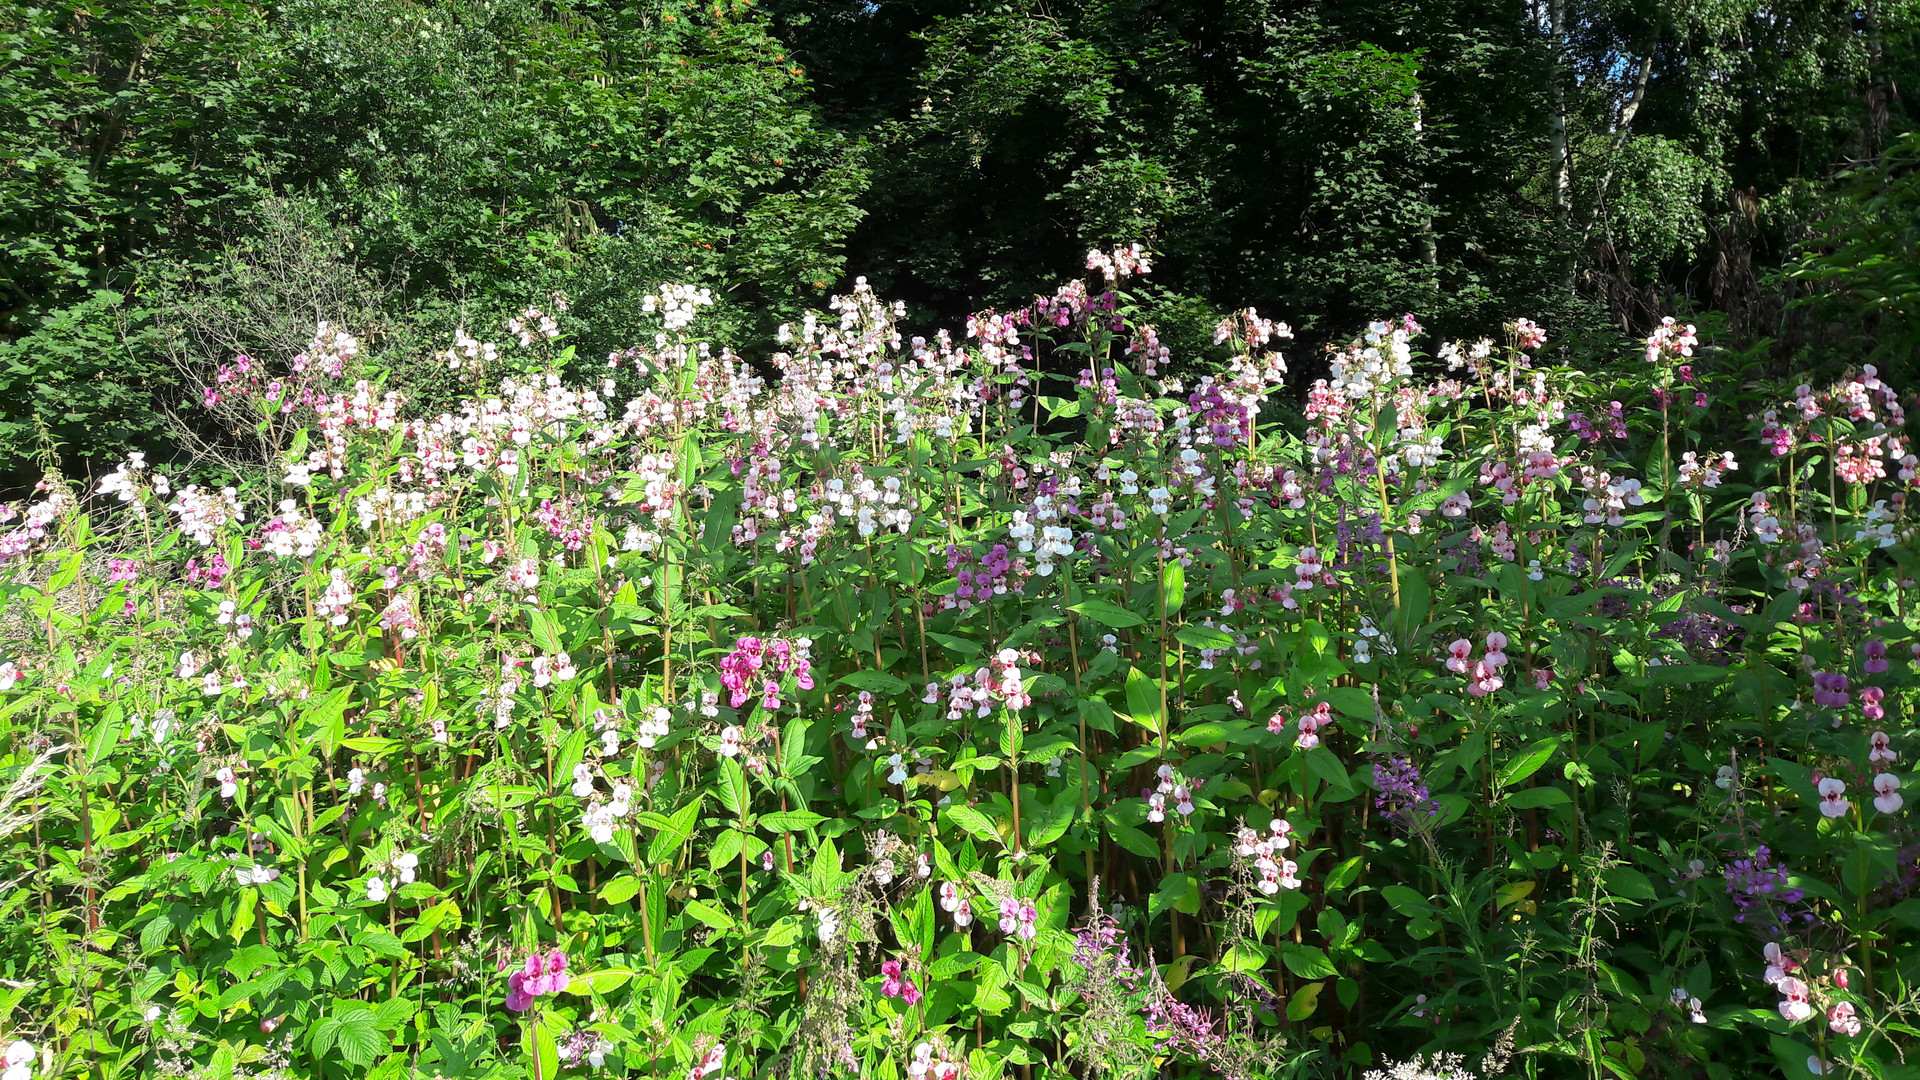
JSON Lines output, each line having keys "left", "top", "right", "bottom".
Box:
{"left": 683, "top": 899, "right": 735, "bottom": 931}
{"left": 943, "top": 804, "right": 1004, "bottom": 847}
{"left": 758, "top": 810, "right": 826, "bottom": 832}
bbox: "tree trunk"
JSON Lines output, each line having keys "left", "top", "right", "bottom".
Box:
{"left": 1547, "top": 0, "right": 1571, "bottom": 290}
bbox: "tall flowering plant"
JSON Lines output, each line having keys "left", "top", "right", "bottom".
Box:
{"left": 0, "top": 246, "right": 1915, "bottom": 1079}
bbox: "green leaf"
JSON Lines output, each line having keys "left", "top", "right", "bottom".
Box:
{"left": 1304, "top": 747, "right": 1353, "bottom": 796}
{"left": 942, "top": 804, "right": 1004, "bottom": 847}
{"left": 1174, "top": 624, "right": 1236, "bottom": 650}
{"left": 334, "top": 1013, "right": 388, "bottom": 1067}
{"left": 1286, "top": 979, "right": 1324, "bottom": 1021}
{"left": 1150, "top": 872, "right": 1198, "bottom": 921}
{"left": 1379, "top": 885, "right": 1433, "bottom": 915}
{"left": 715, "top": 757, "right": 749, "bottom": 816}
{"left": 759, "top": 810, "right": 826, "bottom": 832}
{"left": 573, "top": 968, "right": 635, "bottom": 994}
{"left": 1497, "top": 738, "right": 1560, "bottom": 789}
{"left": 1321, "top": 686, "right": 1375, "bottom": 720}
{"left": 1160, "top": 561, "right": 1185, "bottom": 615}
{"left": 599, "top": 876, "right": 643, "bottom": 905}
{"left": 839, "top": 671, "right": 909, "bottom": 694}
{"left": 1504, "top": 786, "right": 1572, "bottom": 809}
{"left": 1070, "top": 600, "right": 1145, "bottom": 630}
{"left": 683, "top": 900, "right": 736, "bottom": 931}
{"left": 1124, "top": 666, "right": 1166, "bottom": 738}
{"left": 1602, "top": 866, "right": 1660, "bottom": 901}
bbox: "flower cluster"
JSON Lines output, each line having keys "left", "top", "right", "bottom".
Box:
{"left": 1232, "top": 817, "right": 1303, "bottom": 894}
{"left": 718, "top": 635, "right": 816, "bottom": 710}
{"left": 504, "top": 949, "right": 571, "bottom": 1011}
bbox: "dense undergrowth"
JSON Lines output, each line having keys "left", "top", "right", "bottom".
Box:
{"left": 0, "top": 249, "right": 1916, "bottom": 1080}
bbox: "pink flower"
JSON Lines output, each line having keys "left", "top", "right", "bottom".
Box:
{"left": 1862, "top": 686, "right": 1885, "bottom": 721}
{"left": 505, "top": 949, "right": 568, "bottom": 1010}
{"left": 1294, "top": 701, "right": 1332, "bottom": 750}
{"left": 1829, "top": 1001, "right": 1861, "bottom": 1037}
{"left": 1870, "top": 730, "right": 1898, "bottom": 764}
{"left": 1017, "top": 902, "right": 1038, "bottom": 941}
{"left": 901, "top": 978, "right": 923, "bottom": 1006}
{"left": 505, "top": 972, "right": 533, "bottom": 1012}
{"left": 1777, "top": 976, "right": 1813, "bottom": 1023}
{"left": 1445, "top": 638, "right": 1474, "bottom": 674}
{"left": 688, "top": 1044, "right": 726, "bottom": 1080}
{"left": 1818, "top": 777, "right": 1851, "bottom": 818}
{"left": 1764, "top": 941, "right": 1797, "bottom": 984}
{"left": 1873, "top": 772, "right": 1902, "bottom": 814}
{"left": 1295, "top": 716, "right": 1321, "bottom": 750}
{"left": 939, "top": 882, "right": 974, "bottom": 928}
{"left": 998, "top": 898, "right": 1021, "bottom": 935}
{"left": 1466, "top": 659, "right": 1504, "bottom": 697}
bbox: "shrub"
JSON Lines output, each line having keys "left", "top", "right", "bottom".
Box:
{"left": 0, "top": 247, "right": 1914, "bottom": 1079}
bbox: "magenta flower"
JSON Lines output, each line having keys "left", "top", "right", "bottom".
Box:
{"left": 505, "top": 977, "right": 533, "bottom": 1012}
{"left": 1862, "top": 686, "right": 1885, "bottom": 721}
{"left": 504, "top": 949, "right": 568, "bottom": 1011}
{"left": 880, "top": 960, "right": 904, "bottom": 998}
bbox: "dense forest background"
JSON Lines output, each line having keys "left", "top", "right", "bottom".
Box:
{"left": 2, "top": 0, "right": 1917, "bottom": 487}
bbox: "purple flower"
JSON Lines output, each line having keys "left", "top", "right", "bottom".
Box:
{"left": 1864, "top": 641, "right": 1889, "bottom": 674}
{"left": 1723, "top": 845, "right": 1813, "bottom": 936}
{"left": 1372, "top": 755, "right": 1440, "bottom": 829}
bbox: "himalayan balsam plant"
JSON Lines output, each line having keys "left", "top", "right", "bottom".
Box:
{"left": 0, "top": 245, "right": 1915, "bottom": 1080}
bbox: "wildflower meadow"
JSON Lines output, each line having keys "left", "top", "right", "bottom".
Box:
{"left": 1, "top": 246, "right": 1918, "bottom": 1080}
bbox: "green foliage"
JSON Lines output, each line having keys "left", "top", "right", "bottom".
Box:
{"left": 0, "top": 290, "right": 175, "bottom": 478}
{"left": 1788, "top": 130, "right": 1920, "bottom": 386}
{"left": 0, "top": 254, "right": 1917, "bottom": 1077}
{"left": 0, "top": 0, "right": 866, "bottom": 485}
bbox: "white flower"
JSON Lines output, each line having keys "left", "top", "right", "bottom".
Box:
{"left": 3, "top": 1040, "right": 32, "bottom": 1080}
{"left": 394, "top": 852, "right": 419, "bottom": 885}
{"left": 236, "top": 866, "right": 280, "bottom": 886}
{"left": 367, "top": 876, "right": 390, "bottom": 903}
